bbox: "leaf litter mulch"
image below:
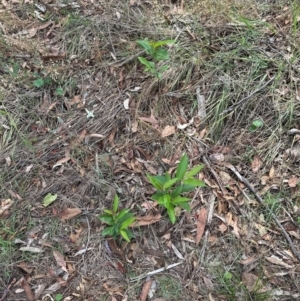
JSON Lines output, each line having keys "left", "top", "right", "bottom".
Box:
{"left": 1, "top": 0, "right": 300, "bottom": 300}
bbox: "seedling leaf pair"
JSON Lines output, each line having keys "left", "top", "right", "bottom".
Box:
{"left": 99, "top": 194, "right": 135, "bottom": 242}
{"left": 147, "top": 154, "right": 205, "bottom": 224}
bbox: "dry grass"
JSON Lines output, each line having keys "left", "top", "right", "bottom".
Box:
{"left": 1, "top": 0, "right": 300, "bottom": 300}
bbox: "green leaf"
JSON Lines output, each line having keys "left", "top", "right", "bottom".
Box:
{"left": 165, "top": 172, "right": 171, "bottom": 181}
{"left": 151, "top": 191, "right": 164, "bottom": 201}
{"left": 156, "top": 195, "right": 165, "bottom": 205}
{"left": 55, "top": 294, "right": 63, "bottom": 301}
{"left": 138, "top": 56, "right": 152, "bottom": 68}
{"left": 163, "top": 178, "right": 179, "bottom": 189}
{"left": 249, "top": 119, "right": 264, "bottom": 132}
{"left": 176, "top": 153, "right": 189, "bottom": 180}
{"left": 98, "top": 214, "right": 114, "bottom": 225}
{"left": 136, "top": 40, "right": 153, "bottom": 54}
{"left": 116, "top": 209, "right": 129, "bottom": 222}
{"left": 172, "top": 196, "right": 190, "bottom": 204}
{"left": 43, "top": 193, "right": 57, "bottom": 207}
{"left": 120, "top": 229, "right": 131, "bottom": 242}
{"left": 167, "top": 207, "right": 176, "bottom": 224}
{"left": 121, "top": 217, "right": 135, "bottom": 229}
{"left": 171, "top": 185, "right": 183, "bottom": 198}
{"left": 113, "top": 194, "right": 119, "bottom": 213}
{"left": 181, "top": 184, "right": 196, "bottom": 193}
{"left": 163, "top": 194, "right": 172, "bottom": 209}
{"left": 103, "top": 209, "right": 114, "bottom": 215}
{"left": 147, "top": 174, "right": 163, "bottom": 190}
{"left": 183, "top": 178, "right": 205, "bottom": 187}
{"left": 178, "top": 202, "right": 190, "bottom": 211}
{"left": 117, "top": 211, "right": 135, "bottom": 224}
{"left": 33, "top": 78, "right": 44, "bottom": 88}
{"left": 55, "top": 87, "right": 64, "bottom": 96}
{"left": 101, "top": 226, "right": 115, "bottom": 237}
{"left": 153, "top": 48, "right": 169, "bottom": 61}
{"left": 159, "top": 65, "right": 169, "bottom": 73}
{"left": 184, "top": 165, "right": 204, "bottom": 179}
{"left": 152, "top": 40, "right": 175, "bottom": 48}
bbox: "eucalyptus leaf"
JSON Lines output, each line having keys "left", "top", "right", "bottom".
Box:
{"left": 176, "top": 153, "right": 188, "bottom": 180}
{"left": 184, "top": 164, "right": 204, "bottom": 179}
{"left": 98, "top": 215, "right": 114, "bottom": 225}
{"left": 167, "top": 208, "right": 176, "bottom": 224}
{"left": 113, "top": 194, "right": 119, "bottom": 213}
{"left": 120, "top": 229, "right": 130, "bottom": 242}
{"left": 183, "top": 178, "right": 205, "bottom": 187}
{"left": 163, "top": 178, "right": 179, "bottom": 189}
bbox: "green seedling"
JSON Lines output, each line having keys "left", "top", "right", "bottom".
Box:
{"left": 249, "top": 119, "right": 263, "bottom": 132}
{"left": 55, "top": 294, "right": 63, "bottom": 301}
{"left": 99, "top": 194, "right": 135, "bottom": 242}
{"left": 136, "top": 39, "right": 174, "bottom": 79}
{"left": 147, "top": 153, "right": 205, "bottom": 224}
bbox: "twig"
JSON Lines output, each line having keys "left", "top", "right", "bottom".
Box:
{"left": 225, "top": 163, "right": 300, "bottom": 261}
{"left": 82, "top": 216, "right": 91, "bottom": 272}
{"left": 129, "top": 262, "right": 183, "bottom": 282}
{"left": 0, "top": 278, "right": 17, "bottom": 301}
{"left": 202, "top": 155, "right": 226, "bottom": 195}
{"left": 221, "top": 76, "right": 275, "bottom": 115}
{"left": 109, "top": 50, "right": 146, "bottom": 67}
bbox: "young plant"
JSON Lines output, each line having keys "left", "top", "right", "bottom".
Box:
{"left": 136, "top": 39, "right": 174, "bottom": 79}
{"left": 98, "top": 194, "right": 135, "bottom": 242}
{"left": 147, "top": 154, "right": 205, "bottom": 224}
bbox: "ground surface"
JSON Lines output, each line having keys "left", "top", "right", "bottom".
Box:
{"left": 1, "top": 0, "right": 300, "bottom": 300}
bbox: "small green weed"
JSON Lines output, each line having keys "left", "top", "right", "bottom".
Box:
{"left": 136, "top": 39, "right": 174, "bottom": 79}
{"left": 99, "top": 194, "right": 135, "bottom": 242}
{"left": 147, "top": 154, "right": 205, "bottom": 224}
{"left": 263, "top": 192, "right": 281, "bottom": 222}
{"left": 249, "top": 119, "right": 264, "bottom": 132}
{"left": 54, "top": 294, "right": 63, "bottom": 301}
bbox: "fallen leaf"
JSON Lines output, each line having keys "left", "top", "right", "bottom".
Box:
{"left": 269, "top": 166, "right": 275, "bottom": 178}
{"left": 252, "top": 155, "right": 262, "bottom": 173}
{"left": 195, "top": 208, "right": 207, "bottom": 244}
{"left": 140, "top": 278, "right": 152, "bottom": 301}
{"left": 138, "top": 110, "right": 159, "bottom": 129}
{"left": 19, "top": 247, "right": 43, "bottom": 253}
{"left": 203, "top": 276, "right": 214, "bottom": 291}
{"left": 141, "top": 201, "right": 158, "bottom": 210}
{"left": 43, "top": 193, "right": 57, "bottom": 207}
{"left": 161, "top": 125, "right": 176, "bottom": 137}
{"left": 5, "top": 156, "right": 11, "bottom": 166}
{"left": 132, "top": 121, "right": 138, "bottom": 133}
{"left": 266, "top": 255, "right": 293, "bottom": 268}
{"left": 242, "top": 272, "right": 262, "bottom": 292}
{"left": 218, "top": 223, "right": 227, "bottom": 233}
{"left": 20, "top": 277, "right": 35, "bottom": 301}
{"left": 288, "top": 175, "right": 298, "bottom": 188}
{"left": 123, "top": 98, "right": 130, "bottom": 110}
{"left": 58, "top": 208, "right": 82, "bottom": 220}
{"left": 53, "top": 250, "right": 68, "bottom": 273}
{"left": 53, "top": 157, "right": 70, "bottom": 169}
{"left": 0, "top": 199, "right": 14, "bottom": 215}
{"left": 131, "top": 214, "right": 161, "bottom": 227}
{"left": 70, "top": 227, "right": 83, "bottom": 243}
{"left": 68, "top": 95, "right": 81, "bottom": 107}
{"left": 17, "top": 262, "right": 33, "bottom": 274}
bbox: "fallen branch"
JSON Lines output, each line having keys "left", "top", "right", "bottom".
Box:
{"left": 225, "top": 163, "right": 300, "bottom": 261}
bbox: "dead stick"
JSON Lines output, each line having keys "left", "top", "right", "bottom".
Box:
{"left": 203, "top": 155, "right": 226, "bottom": 195}
{"left": 0, "top": 278, "right": 16, "bottom": 301}
{"left": 225, "top": 163, "right": 300, "bottom": 261}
